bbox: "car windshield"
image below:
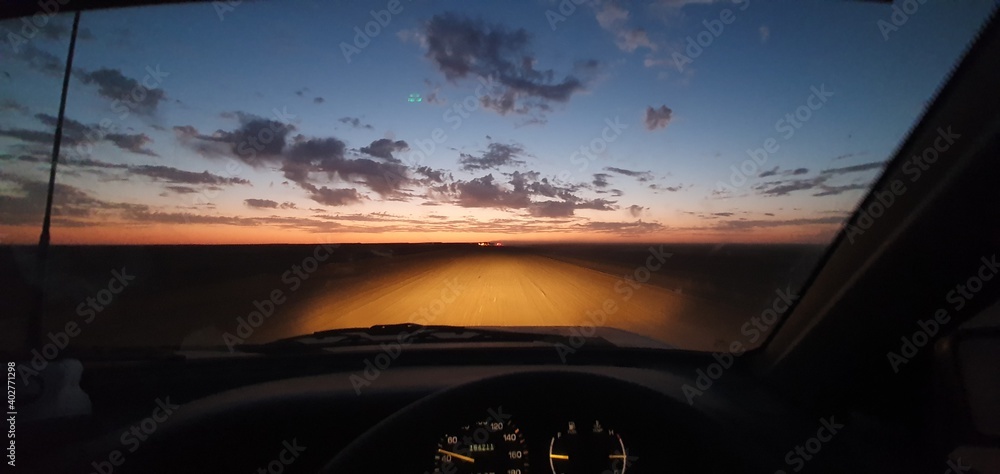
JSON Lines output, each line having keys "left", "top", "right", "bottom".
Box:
{"left": 0, "top": 0, "right": 994, "bottom": 355}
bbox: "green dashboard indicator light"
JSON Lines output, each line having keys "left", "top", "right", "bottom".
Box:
{"left": 408, "top": 93, "right": 422, "bottom": 103}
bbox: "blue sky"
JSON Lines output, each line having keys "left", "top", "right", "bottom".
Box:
{"left": 0, "top": 0, "right": 994, "bottom": 244}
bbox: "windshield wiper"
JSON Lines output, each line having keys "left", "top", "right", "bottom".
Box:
{"left": 233, "top": 323, "right": 611, "bottom": 353}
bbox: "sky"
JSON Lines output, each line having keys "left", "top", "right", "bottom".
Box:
{"left": 0, "top": 0, "right": 994, "bottom": 245}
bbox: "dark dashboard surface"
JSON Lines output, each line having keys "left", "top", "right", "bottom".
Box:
{"left": 26, "top": 357, "right": 825, "bottom": 474}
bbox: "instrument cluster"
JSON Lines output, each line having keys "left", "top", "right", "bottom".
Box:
{"left": 433, "top": 411, "right": 636, "bottom": 474}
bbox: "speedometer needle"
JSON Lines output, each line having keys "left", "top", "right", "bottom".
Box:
{"left": 438, "top": 449, "right": 475, "bottom": 463}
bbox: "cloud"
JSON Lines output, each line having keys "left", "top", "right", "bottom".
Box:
{"left": 180, "top": 115, "right": 417, "bottom": 204}
{"left": 616, "top": 29, "right": 656, "bottom": 52}
{"left": 755, "top": 174, "right": 872, "bottom": 197}
{"left": 628, "top": 204, "right": 645, "bottom": 217}
{"left": 759, "top": 166, "right": 809, "bottom": 178}
{"left": 1, "top": 114, "right": 159, "bottom": 156}
{"left": 286, "top": 137, "right": 409, "bottom": 196}
{"left": 313, "top": 97, "right": 325, "bottom": 104}
{"left": 244, "top": 199, "right": 297, "bottom": 209}
{"left": 756, "top": 177, "right": 826, "bottom": 197}
{"left": 648, "top": 183, "right": 683, "bottom": 192}
{"left": 592, "top": 173, "right": 612, "bottom": 188}
{"left": 414, "top": 166, "right": 449, "bottom": 184}
{"left": 593, "top": 3, "right": 658, "bottom": 53}
{"left": 17, "top": 44, "right": 64, "bottom": 76}
{"left": 422, "top": 13, "right": 590, "bottom": 117}
{"left": 644, "top": 105, "right": 673, "bottom": 131}
{"left": 759, "top": 26, "right": 770, "bottom": 43}
{"left": 0, "top": 174, "right": 146, "bottom": 226}
{"left": 820, "top": 161, "right": 885, "bottom": 176}
{"left": 165, "top": 186, "right": 198, "bottom": 194}
{"left": 76, "top": 68, "right": 166, "bottom": 114}
{"left": 338, "top": 117, "right": 374, "bottom": 130}
{"left": 105, "top": 133, "right": 159, "bottom": 157}
{"left": 453, "top": 173, "right": 532, "bottom": 209}
{"left": 459, "top": 143, "right": 526, "bottom": 171}
{"left": 359, "top": 138, "right": 409, "bottom": 162}
{"left": 604, "top": 166, "right": 654, "bottom": 182}
{"left": 215, "top": 112, "right": 296, "bottom": 163}
{"left": 305, "top": 186, "right": 364, "bottom": 206}
{"left": 129, "top": 165, "right": 251, "bottom": 186}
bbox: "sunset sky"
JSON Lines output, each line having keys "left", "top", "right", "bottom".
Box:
{"left": 0, "top": 0, "right": 993, "bottom": 244}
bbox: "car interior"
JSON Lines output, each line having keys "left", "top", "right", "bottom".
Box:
{"left": 3, "top": 1, "right": 1000, "bottom": 473}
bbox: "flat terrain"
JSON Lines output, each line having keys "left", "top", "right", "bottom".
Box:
{"left": 0, "top": 243, "right": 824, "bottom": 353}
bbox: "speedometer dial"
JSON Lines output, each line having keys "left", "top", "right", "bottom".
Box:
{"left": 435, "top": 418, "right": 530, "bottom": 473}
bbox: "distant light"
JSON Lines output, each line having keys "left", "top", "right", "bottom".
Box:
{"left": 407, "top": 93, "right": 422, "bottom": 103}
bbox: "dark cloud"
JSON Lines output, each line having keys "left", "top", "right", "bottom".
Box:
{"left": 422, "top": 13, "right": 590, "bottom": 117}
{"left": 76, "top": 68, "right": 166, "bottom": 114}
{"left": 454, "top": 173, "right": 531, "bottom": 209}
{"left": 592, "top": 173, "right": 611, "bottom": 188}
{"left": 245, "top": 199, "right": 279, "bottom": 209}
{"left": 0, "top": 128, "right": 53, "bottom": 144}
{"left": 129, "top": 165, "right": 250, "bottom": 186}
{"left": 305, "top": 186, "right": 363, "bottom": 206}
{"left": 180, "top": 116, "right": 414, "bottom": 203}
{"left": 18, "top": 44, "right": 64, "bottom": 76}
{"left": 244, "top": 199, "right": 298, "bottom": 209}
{"left": 176, "top": 113, "right": 296, "bottom": 165}
{"left": 165, "top": 186, "right": 198, "bottom": 194}
{"left": 414, "top": 166, "right": 449, "bottom": 184}
{"left": 604, "top": 166, "right": 653, "bottom": 182}
{"left": 313, "top": 97, "right": 325, "bottom": 104}
{"left": 644, "top": 105, "right": 673, "bottom": 131}
{"left": 459, "top": 143, "right": 526, "bottom": 171}
{"left": 648, "top": 183, "right": 682, "bottom": 192}
{"left": 820, "top": 161, "right": 885, "bottom": 176}
{"left": 0, "top": 174, "right": 145, "bottom": 226}
{"left": 760, "top": 166, "right": 810, "bottom": 178}
{"left": 338, "top": 117, "right": 374, "bottom": 130}
{"left": 105, "top": 133, "right": 159, "bottom": 157}
{"left": 628, "top": 205, "right": 645, "bottom": 217}
{"left": 286, "top": 137, "right": 409, "bottom": 196}
{"left": 1, "top": 114, "right": 157, "bottom": 156}
{"left": 213, "top": 113, "right": 296, "bottom": 164}
{"left": 756, "top": 177, "right": 825, "bottom": 197}
{"left": 758, "top": 166, "right": 779, "bottom": 178}
{"left": 360, "top": 138, "right": 409, "bottom": 162}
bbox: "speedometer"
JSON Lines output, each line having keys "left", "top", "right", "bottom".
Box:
{"left": 435, "top": 418, "right": 530, "bottom": 473}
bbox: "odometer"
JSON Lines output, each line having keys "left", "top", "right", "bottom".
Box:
{"left": 435, "top": 418, "right": 529, "bottom": 473}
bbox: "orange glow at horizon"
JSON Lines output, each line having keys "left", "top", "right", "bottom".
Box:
{"left": 0, "top": 222, "right": 840, "bottom": 245}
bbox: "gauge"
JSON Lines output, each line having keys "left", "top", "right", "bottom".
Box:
{"left": 435, "top": 418, "right": 530, "bottom": 473}
{"left": 548, "top": 420, "right": 630, "bottom": 474}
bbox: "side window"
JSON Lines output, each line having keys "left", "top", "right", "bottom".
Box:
{"left": 0, "top": 13, "right": 73, "bottom": 352}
